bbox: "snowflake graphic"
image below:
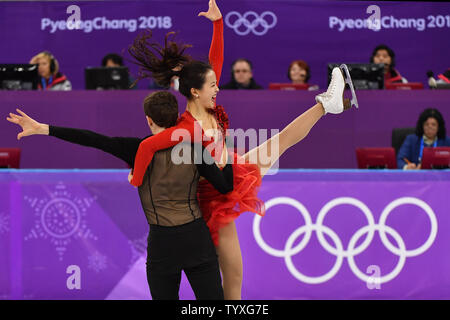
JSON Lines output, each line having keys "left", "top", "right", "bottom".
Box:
{"left": 24, "top": 183, "right": 98, "bottom": 261}
{"left": 88, "top": 251, "right": 107, "bottom": 273}
{"left": 128, "top": 233, "right": 148, "bottom": 268}
{"left": 0, "top": 212, "right": 9, "bottom": 235}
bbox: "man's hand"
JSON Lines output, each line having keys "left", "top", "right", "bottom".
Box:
{"left": 6, "top": 109, "right": 49, "bottom": 140}
{"left": 198, "top": 0, "right": 222, "bottom": 22}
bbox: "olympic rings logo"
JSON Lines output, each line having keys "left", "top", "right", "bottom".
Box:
{"left": 225, "top": 11, "right": 277, "bottom": 36}
{"left": 253, "top": 197, "right": 438, "bottom": 285}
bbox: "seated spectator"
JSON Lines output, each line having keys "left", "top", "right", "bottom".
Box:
{"left": 102, "top": 53, "right": 139, "bottom": 90}
{"left": 288, "top": 60, "right": 310, "bottom": 84}
{"left": 103, "top": 53, "right": 176, "bottom": 90}
{"left": 102, "top": 53, "right": 124, "bottom": 68}
{"left": 29, "top": 51, "right": 72, "bottom": 91}
{"left": 220, "top": 58, "right": 263, "bottom": 89}
{"left": 287, "top": 60, "right": 319, "bottom": 91}
{"left": 370, "top": 44, "right": 407, "bottom": 85}
{"left": 397, "top": 108, "right": 450, "bottom": 169}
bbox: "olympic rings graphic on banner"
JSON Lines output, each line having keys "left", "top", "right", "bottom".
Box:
{"left": 225, "top": 11, "right": 277, "bottom": 36}
{"left": 253, "top": 196, "right": 438, "bottom": 285}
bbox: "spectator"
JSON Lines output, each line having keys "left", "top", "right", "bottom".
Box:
{"left": 101, "top": 53, "right": 124, "bottom": 68}
{"left": 397, "top": 108, "right": 450, "bottom": 169}
{"left": 105, "top": 52, "right": 178, "bottom": 90}
{"left": 101, "top": 53, "right": 141, "bottom": 90}
{"left": 103, "top": 53, "right": 175, "bottom": 90}
{"left": 29, "top": 51, "right": 72, "bottom": 91}
{"left": 370, "top": 44, "right": 407, "bottom": 85}
{"left": 287, "top": 59, "right": 319, "bottom": 91}
{"left": 220, "top": 58, "right": 263, "bottom": 89}
{"left": 288, "top": 60, "right": 310, "bottom": 84}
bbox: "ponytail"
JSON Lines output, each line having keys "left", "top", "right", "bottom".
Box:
{"left": 128, "top": 30, "right": 192, "bottom": 88}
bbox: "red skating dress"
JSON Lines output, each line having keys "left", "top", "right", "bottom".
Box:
{"left": 193, "top": 109, "right": 265, "bottom": 246}
{"left": 130, "top": 18, "right": 265, "bottom": 246}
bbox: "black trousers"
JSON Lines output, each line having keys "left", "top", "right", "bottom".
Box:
{"left": 146, "top": 218, "right": 224, "bottom": 300}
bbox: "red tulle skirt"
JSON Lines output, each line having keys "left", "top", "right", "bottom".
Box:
{"left": 197, "top": 153, "right": 266, "bottom": 246}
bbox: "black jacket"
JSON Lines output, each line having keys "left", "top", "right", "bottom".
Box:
{"left": 220, "top": 78, "right": 263, "bottom": 90}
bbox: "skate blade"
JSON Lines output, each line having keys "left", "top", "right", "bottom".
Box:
{"left": 339, "top": 64, "right": 359, "bottom": 109}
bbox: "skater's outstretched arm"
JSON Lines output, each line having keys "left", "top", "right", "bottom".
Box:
{"left": 49, "top": 126, "right": 142, "bottom": 167}
{"left": 199, "top": 0, "right": 224, "bottom": 85}
{"left": 7, "top": 109, "right": 142, "bottom": 167}
{"left": 7, "top": 109, "right": 233, "bottom": 193}
{"left": 130, "top": 0, "right": 225, "bottom": 187}
{"left": 130, "top": 120, "right": 200, "bottom": 186}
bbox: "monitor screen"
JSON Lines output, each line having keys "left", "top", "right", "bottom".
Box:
{"left": 268, "top": 83, "right": 310, "bottom": 90}
{"left": 421, "top": 147, "right": 450, "bottom": 169}
{"left": 356, "top": 147, "right": 397, "bottom": 169}
{"left": 0, "top": 64, "right": 39, "bottom": 90}
{"left": 0, "top": 148, "right": 21, "bottom": 168}
{"left": 385, "top": 83, "right": 424, "bottom": 90}
{"left": 328, "top": 63, "right": 384, "bottom": 90}
{"left": 436, "top": 83, "right": 450, "bottom": 90}
{"left": 85, "top": 67, "right": 130, "bottom": 90}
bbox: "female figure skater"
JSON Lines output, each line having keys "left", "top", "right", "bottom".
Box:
{"left": 128, "top": 0, "right": 356, "bottom": 300}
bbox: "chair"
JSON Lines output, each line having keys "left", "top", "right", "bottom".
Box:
{"left": 392, "top": 127, "right": 416, "bottom": 156}
{"left": 0, "top": 148, "right": 21, "bottom": 168}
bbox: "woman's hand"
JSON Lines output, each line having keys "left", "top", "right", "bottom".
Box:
{"left": 405, "top": 163, "right": 419, "bottom": 170}
{"left": 29, "top": 55, "right": 39, "bottom": 65}
{"left": 198, "top": 0, "right": 222, "bottom": 22}
{"left": 6, "top": 108, "right": 49, "bottom": 140}
{"left": 128, "top": 170, "right": 136, "bottom": 186}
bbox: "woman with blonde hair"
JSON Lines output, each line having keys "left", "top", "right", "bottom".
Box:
{"left": 29, "top": 51, "right": 72, "bottom": 90}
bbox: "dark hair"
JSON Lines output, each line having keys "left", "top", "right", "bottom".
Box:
{"left": 415, "top": 108, "right": 446, "bottom": 140}
{"left": 231, "top": 58, "right": 253, "bottom": 71}
{"left": 177, "top": 61, "right": 213, "bottom": 99}
{"left": 143, "top": 91, "right": 178, "bottom": 128}
{"left": 370, "top": 44, "right": 397, "bottom": 76}
{"left": 230, "top": 58, "right": 253, "bottom": 83}
{"left": 287, "top": 60, "right": 310, "bottom": 82}
{"left": 102, "top": 53, "right": 123, "bottom": 67}
{"left": 128, "top": 30, "right": 212, "bottom": 98}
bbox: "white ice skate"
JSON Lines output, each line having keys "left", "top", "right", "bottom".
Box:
{"left": 315, "top": 64, "right": 359, "bottom": 114}
{"left": 339, "top": 64, "right": 359, "bottom": 109}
